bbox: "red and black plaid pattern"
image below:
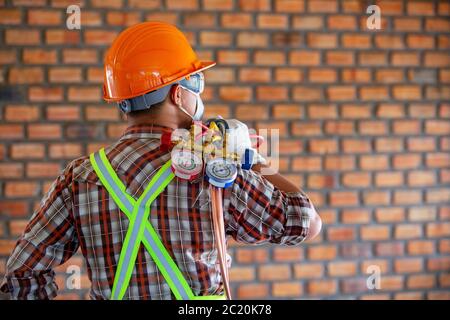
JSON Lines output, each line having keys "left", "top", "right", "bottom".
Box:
{"left": 1, "top": 124, "right": 313, "bottom": 300}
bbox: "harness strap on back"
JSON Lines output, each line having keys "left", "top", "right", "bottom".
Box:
{"left": 90, "top": 148, "right": 225, "bottom": 300}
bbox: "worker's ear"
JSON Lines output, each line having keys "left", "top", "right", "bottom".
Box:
{"left": 169, "top": 84, "right": 182, "bottom": 107}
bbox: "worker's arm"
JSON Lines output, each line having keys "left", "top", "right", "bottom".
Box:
{"left": 252, "top": 163, "right": 322, "bottom": 241}
{"left": 0, "top": 161, "right": 80, "bottom": 300}
{"left": 222, "top": 163, "right": 320, "bottom": 245}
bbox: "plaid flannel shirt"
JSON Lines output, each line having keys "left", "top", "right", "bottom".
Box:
{"left": 1, "top": 124, "right": 313, "bottom": 300}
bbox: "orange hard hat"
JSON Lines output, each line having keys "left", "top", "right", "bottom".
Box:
{"left": 103, "top": 21, "right": 216, "bottom": 102}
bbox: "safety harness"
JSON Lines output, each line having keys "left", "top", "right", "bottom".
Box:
{"left": 90, "top": 148, "right": 225, "bottom": 300}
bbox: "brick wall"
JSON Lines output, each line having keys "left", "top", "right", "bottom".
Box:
{"left": 0, "top": 0, "right": 449, "bottom": 300}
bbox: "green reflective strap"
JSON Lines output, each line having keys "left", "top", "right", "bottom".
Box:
{"left": 91, "top": 150, "right": 188, "bottom": 300}
{"left": 112, "top": 160, "right": 174, "bottom": 300}
{"left": 90, "top": 149, "right": 224, "bottom": 300}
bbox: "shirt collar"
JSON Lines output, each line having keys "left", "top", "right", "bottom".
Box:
{"left": 119, "top": 123, "right": 174, "bottom": 141}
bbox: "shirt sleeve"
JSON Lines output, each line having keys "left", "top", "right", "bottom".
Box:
{"left": 0, "top": 161, "right": 80, "bottom": 300}
{"left": 223, "top": 166, "right": 314, "bottom": 246}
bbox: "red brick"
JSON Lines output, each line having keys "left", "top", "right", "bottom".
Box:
{"left": 106, "top": 12, "right": 141, "bottom": 26}
{"left": 45, "top": 30, "right": 80, "bottom": 45}
{"left": 407, "top": 1, "right": 435, "bottom": 15}
{"left": 28, "top": 124, "right": 61, "bottom": 139}
{"left": 290, "top": 50, "right": 321, "bottom": 65}
{"left": 86, "top": 105, "right": 120, "bottom": 121}
{"left": 217, "top": 50, "right": 248, "bottom": 65}
{"left": 341, "top": 209, "right": 370, "bottom": 224}
{"left": 293, "top": 87, "right": 322, "bottom": 102}
{"left": 394, "top": 190, "right": 422, "bottom": 205}
{"left": 342, "top": 34, "right": 371, "bottom": 48}
{"left": 375, "top": 172, "right": 404, "bottom": 187}
{"left": 68, "top": 87, "right": 100, "bottom": 102}
{"left": 236, "top": 284, "right": 268, "bottom": 299}
{"left": 407, "top": 171, "right": 435, "bottom": 187}
{"left": 0, "top": 164, "right": 23, "bottom": 178}
{"left": 238, "top": 0, "right": 270, "bottom": 11}
{"left": 408, "top": 274, "right": 436, "bottom": 289}
{"left": 394, "top": 17, "right": 421, "bottom": 31}
{"left": 63, "top": 49, "right": 97, "bottom": 64}
{"left": 0, "top": 125, "right": 23, "bottom": 139}
{"left": 425, "top": 52, "right": 450, "bottom": 67}
{"left": 427, "top": 223, "right": 450, "bottom": 238}
{"left": 359, "top": 52, "right": 387, "bottom": 66}
{"left": 428, "top": 257, "right": 450, "bottom": 272}
{"left": 0, "top": 9, "right": 22, "bottom": 24}
{"left": 259, "top": 265, "right": 291, "bottom": 280}
{"left": 49, "top": 143, "right": 82, "bottom": 159}
{"left": 219, "top": 86, "right": 252, "bottom": 102}
{"left": 407, "top": 240, "right": 435, "bottom": 255}
{"left": 324, "top": 155, "right": 355, "bottom": 171}
{"left": 254, "top": 51, "right": 286, "bottom": 65}
{"left": 328, "top": 227, "right": 355, "bottom": 241}
{"left": 292, "top": 16, "right": 323, "bottom": 29}
{"left": 307, "top": 174, "right": 334, "bottom": 189}
{"left": 426, "top": 120, "right": 450, "bottom": 135}
{"left": 392, "top": 52, "right": 420, "bottom": 66}
{"left": 257, "top": 86, "right": 287, "bottom": 101}
{"left": 375, "top": 242, "right": 404, "bottom": 256}
{"left": 342, "top": 172, "right": 370, "bottom": 187}
{"left": 322, "top": 123, "right": 351, "bottom": 137}
{"left": 375, "top": 207, "right": 405, "bottom": 223}
{"left": 307, "top": 0, "right": 337, "bottom": 13}
{"left": 393, "top": 154, "right": 421, "bottom": 170}
{"left": 229, "top": 267, "right": 255, "bottom": 282}
{"left": 327, "top": 15, "right": 356, "bottom": 30}
{"left": 275, "top": 0, "right": 304, "bottom": 12}
{"left": 273, "top": 247, "right": 303, "bottom": 262}
{"left": 380, "top": 276, "right": 404, "bottom": 291}
{"left": 80, "top": 11, "right": 103, "bottom": 26}
{"left": 272, "top": 282, "right": 302, "bottom": 297}
{"left": 292, "top": 156, "right": 321, "bottom": 172}
{"left": 275, "top": 68, "right": 303, "bottom": 83}
{"left": 342, "top": 68, "right": 371, "bottom": 83}
{"left": 85, "top": 30, "right": 118, "bottom": 45}
{"left": 395, "top": 224, "right": 423, "bottom": 240}
{"left": 49, "top": 67, "right": 82, "bottom": 83}
{"left": 307, "top": 33, "right": 337, "bottom": 48}
{"left": 127, "top": 0, "right": 159, "bottom": 8}
{"left": 377, "top": 0, "right": 403, "bottom": 15}
{"left": 5, "top": 105, "right": 40, "bottom": 122}
{"left": 5, "top": 29, "right": 40, "bottom": 45}
{"left": 361, "top": 225, "right": 390, "bottom": 241}
{"left": 26, "top": 163, "right": 61, "bottom": 178}
{"left": 307, "top": 280, "right": 337, "bottom": 296}
{"left": 257, "top": 14, "right": 288, "bottom": 29}
{"left": 360, "top": 155, "right": 388, "bottom": 170}
{"left": 235, "top": 104, "right": 268, "bottom": 120}
{"left": 235, "top": 248, "right": 268, "bottom": 263}
{"left": 29, "top": 87, "right": 63, "bottom": 102}
{"left": 23, "top": 49, "right": 57, "bottom": 64}
{"left": 144, "top": 12, "right": 178, "bottom": 24}
{"left": 363, "top": 191, "right": 390, "bottom": 205}
{"left": 360, "top": 87, "right": 389, "bottom": 100}
{"left": 273, "top": 104, "right": 303, "bottom": 119}
{"left": 165, "top": 0, "right": 198, "bottom": 10}
{"left": 46, "top": 105, "right": 80, "bottom": 121}
{"left": 221, "top": 13, "right": 252, "bottom": 28}
{"left": 5, "top": 182, "right": 38, "bottom": 198}
{"left": 237, "top": 32, "right": 268, "bottom": 47}
{"left": 28, "top": 9, "right": 61, "bottom": 25}
{"left": 293, "top": 263, "right": 323, "bottom": 279}
{"left": 376, "top": 69, "right": 403, "bottom": 83}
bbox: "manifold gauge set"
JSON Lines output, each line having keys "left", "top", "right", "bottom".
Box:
{"left": 161, "top": 118, "right": 263, "bottom": 188}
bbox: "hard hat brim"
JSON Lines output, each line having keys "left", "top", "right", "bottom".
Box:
{"left": 103, "top": 60, "right": 216, "bottom": 102}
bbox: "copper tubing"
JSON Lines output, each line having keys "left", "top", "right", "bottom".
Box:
{"left": 209, "top": 185, "right": 232, "bottom": 300}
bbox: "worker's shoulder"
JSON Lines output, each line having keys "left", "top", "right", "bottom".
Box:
{"left": 67, "top": 154, "right": 100, "bottom": 185}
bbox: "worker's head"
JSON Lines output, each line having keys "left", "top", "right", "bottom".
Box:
{"left": 103, "top": 21, "right": 215, "bottom": 128}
